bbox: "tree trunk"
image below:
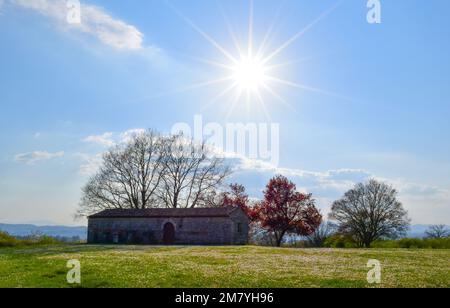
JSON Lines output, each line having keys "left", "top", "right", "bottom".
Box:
{"left": 275, "top": 231, "right": 286, "bottom": 247}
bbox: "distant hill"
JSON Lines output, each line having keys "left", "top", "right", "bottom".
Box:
{"left": 0, "top": 224, "right": 87, "bottom": 240}
{"left": 407, "top": 225, "right": 436, "bottom": 239}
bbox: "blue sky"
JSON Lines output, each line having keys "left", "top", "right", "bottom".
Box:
{"left": 0, "top": 0, "right": 449, "bottom": 225}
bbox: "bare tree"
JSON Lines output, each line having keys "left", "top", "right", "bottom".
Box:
{"left": 306, "top": 221, "right": 337, "bottom": 247}
{"left": 158, "top": 134, "right": 231, "bottom": 208}
{"left": 249, "top": 227, "right": 277, "bottom": 246}
{"left": 425, "top": 225, "right": 450, "bottom": 239}
{"left": 78, "top": 130, "right": 165, "bottom": 216}
{"left": 329, "top": 179, "right": 410, "bottom": 247}
{"left": 78, "top": 131, "right": 231, "bottom": 216}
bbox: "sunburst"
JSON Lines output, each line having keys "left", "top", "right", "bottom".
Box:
{"left": 167, "top": 0, "right": 343, "bottom": 120}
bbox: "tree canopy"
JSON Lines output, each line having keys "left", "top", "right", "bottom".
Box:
{"left": 78, "top": 131, "right": 230, "bottom": 216}
{"left": 329, "top": 179, "right": 410, "bottom": 247}
{"left": 252, "top": 175, "right": 322, "bottom": 247}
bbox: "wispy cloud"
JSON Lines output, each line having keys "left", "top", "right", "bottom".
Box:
{"left": 14, "top": 151, "right": 64, "bottom": 164}
{"left": 74, "top": 152, "right": 103, "bottom": 176}
{"left": 78, "top": 129, "right": 147, "bottom": 175}
{"left": 82, "top": 129, "right": 146, "bottom": 147}
{"left": 83, "top": 132, "right": 115, "bottom": 147}
{"left": 119, "top": 129, "right": 146, "bottom": 143}
{"left": 10, "top": 0, "right": 144, "bottom": 50}
{"left": 232, "top": 156, "right": 450, "bottom": 224}
{"left": 374, "top": 178, "right": 450, "bottom": 225}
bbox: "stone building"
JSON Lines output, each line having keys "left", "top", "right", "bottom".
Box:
{"left": 87, "top": 207, "right": 249, "bottom": 245}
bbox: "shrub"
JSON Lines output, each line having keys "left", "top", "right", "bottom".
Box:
{"left": 305, "top": 222, "right": 336, "bottom": 248}
{"left": 0, "top": 232, "right": 62, "bottom": 248}
{"left": 372, "top": 238, "right": 450, "bottom": 249}
{"left": 371, "top": 240, "right": 399, "bottom": 248}
{"left": 324, "top": 234, "right": 358, "bottom": 248}
{"left": 0, "top": 232, "right": 20, "bottom": 247}
{"left": 35, "top": 236, "right": 59, "bottom": 245}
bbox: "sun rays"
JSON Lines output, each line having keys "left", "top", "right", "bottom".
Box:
{"left": 166, "top": 0, "right": 343, "bottom": 120}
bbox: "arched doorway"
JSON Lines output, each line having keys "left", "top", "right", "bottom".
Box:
{"left": 163, "top": 222, "right": 175, "bottom": 245}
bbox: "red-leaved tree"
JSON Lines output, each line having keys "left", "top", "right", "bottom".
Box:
{"left": 220, "top": 184, "right": 258, "bottom": 220}
{"left": 254, "top": 175, "right": 322, "bottom": 247}
{"left": 222, "top": 184, "right": 249, "bottom": 209}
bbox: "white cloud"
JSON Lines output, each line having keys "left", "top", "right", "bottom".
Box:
{"left": 374, "top": 178, "right": 450, "bottom": 225}
{"left": 83, "top": 132, "right": 114, "bottom": 147}
{"left": 77, "top": 129, "right": 147, "bottom": 175}
{"left": 10, "top": 0, "right": 144, "bottom": 50}
{"left": 231, "top": 153, "right": 370, "bottom": 191}
{"left": 82, "top": 129, "right": 146, "bottom": 148}
{"left": 119, "top": 129, "right": 146, "bottom": 143}
{"left": 14, "top": 151, "right": 64, "bottom": 164}
{"left": 74, "top": 153, "right": 103, "bottom": 176}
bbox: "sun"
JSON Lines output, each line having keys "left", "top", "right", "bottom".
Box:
{"left": 167, "top": 0, "right": 342, "bottom": 120}
{"left": 232, "top": 56, "right": 268, "bottom": 92}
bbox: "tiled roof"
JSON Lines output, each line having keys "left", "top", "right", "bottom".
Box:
{"left": 88, "top": 207, "right": 238, "bottom": 219}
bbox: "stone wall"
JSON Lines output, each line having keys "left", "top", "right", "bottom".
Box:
{"left": 88, "top": 214, "right": 249, "bottom": 245}
{"left": 230, "top": 209, "right": 250, "bottom": 245}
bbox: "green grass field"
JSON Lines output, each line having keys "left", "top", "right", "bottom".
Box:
{"left": 0, "top": 245, "right": 448, "bottom": 288}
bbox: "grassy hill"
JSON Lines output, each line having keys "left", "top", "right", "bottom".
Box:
{"left": 0, "top": 245, "right": 448, "bottom": 288}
